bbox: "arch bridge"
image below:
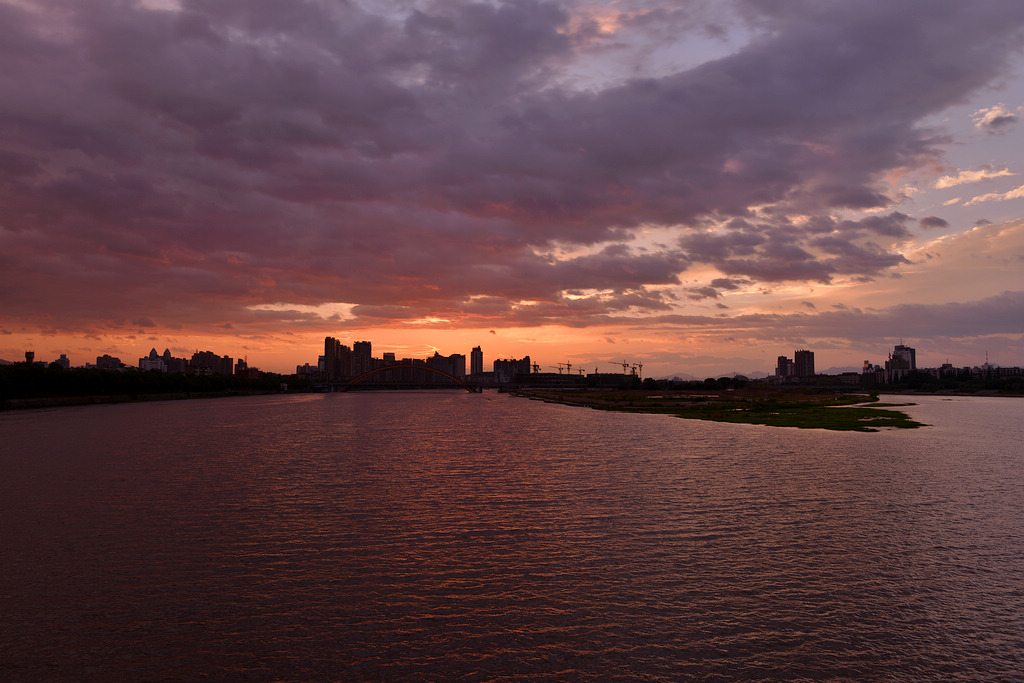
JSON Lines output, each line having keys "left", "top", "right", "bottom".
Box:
{"left": 338, "top": 364, "right": 479, "bottom": 393}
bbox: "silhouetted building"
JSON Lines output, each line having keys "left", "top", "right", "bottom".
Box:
{"left": 139, "top": 348, "right": 167, "bottom": 372}
{"left": 428, "top": 352, "right": 466, "bottom": 381}
{"left": 885, "top": 343, "right": 916, "bottom": 383}
{"left": 353, "top": 341, "right": 372, "bottom": 376}
{"left": 776, "top": 356, "right": 794, "bottom": 378}
{"left": 471, "top": 346, "right": 483, "bottom": 376}
{"left": 861, "top": 360, "right": 884, "bottom": 386}
{"left": 235, "top": 358, "right": 261, "bottom": 379}
{"left": 493, "top": 356, "right": 531, "bottom": 383}
{"left": 158, "top": 349, "right": 190, "bottom": 373}
{"left": 24, "top": 351, "right": 34, "bottom": 364}
{"left": 893, "top": 344, "right": 916, "bottom": 369}
{"left": 96, "top": 354, "right": 124, "bottom": 371}
{"left": 191, "top": 350, "right": 233, "bottom": 375}
{"left": 452, "top": 353, "right": 466, "bottom": 378}
{"left": 56, "top": 354, "right": 70, "bottom": 369}
{"left": 324, "top": 337, "right": 351, "bottom": 381}
{"left": 794, "top": 350, "right": 815, "bottom": 377}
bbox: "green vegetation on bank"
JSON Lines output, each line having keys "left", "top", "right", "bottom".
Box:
{"left": 1, "top": 363, "right": 314, "bottom": 409}
{"left": 513, "top": 388, "right": 927, "bottom": 432}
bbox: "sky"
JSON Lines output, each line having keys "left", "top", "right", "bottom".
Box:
{"left": 2, "top": 0, "right": 1024, "bottom": 378}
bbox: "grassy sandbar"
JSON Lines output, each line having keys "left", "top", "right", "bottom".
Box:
{"left": 514, "top": 388, "right": 926, "bottom": 432}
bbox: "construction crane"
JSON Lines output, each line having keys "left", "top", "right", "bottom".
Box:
{"left": 550, "top": 364, "right": 565, "bottom": 374}
{"left": 609, "top": 360, "right": 630, "bottom": 374}
{"left": 531, "top": 362, "right": 541, "bottom": 373}
{"left": 631, "top": 362, "right": 643, "bottom": 378}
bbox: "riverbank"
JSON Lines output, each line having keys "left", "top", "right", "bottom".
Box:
{"left": 511, "top": 387, "right": 927, "bottom": 431}
{"left": 0, "top": 389, "right": 298, "bottom": 411}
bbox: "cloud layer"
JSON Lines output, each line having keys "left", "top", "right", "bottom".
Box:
{"left": 2, "top": 0, "right": 1024, "bottom": 348}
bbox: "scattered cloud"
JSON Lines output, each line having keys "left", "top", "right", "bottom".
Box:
{"left": 934, "top": 166, "right": 1016, "bottom": 188}
{"left": 964, "top": 184, "right": 1024, "bottom": 206}
{"left": 972, "top": 103, "right": 1021, "bottom": 132}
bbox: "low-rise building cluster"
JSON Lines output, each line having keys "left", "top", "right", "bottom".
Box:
{"left": 78, "top": 348, "right": 259, "bottom": 377}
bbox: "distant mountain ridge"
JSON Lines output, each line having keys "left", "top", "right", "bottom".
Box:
{"left": 821, "top": 366, "right": 862, "bottom": 375}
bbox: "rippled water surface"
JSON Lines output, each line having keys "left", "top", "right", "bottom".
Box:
{"left": 2, "top": 392, "right": 1023, "bottom": 680}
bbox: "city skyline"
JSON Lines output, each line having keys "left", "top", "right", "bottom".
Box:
{"left": 2, "top": 1, "right": 1024, "bottom": 377}
{"left": 8, "top": 336, "right": 1021, "bottom": 383}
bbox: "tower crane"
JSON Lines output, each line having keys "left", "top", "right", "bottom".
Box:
{"left": 609, "top": 360, "right": 630, "bottom": 374}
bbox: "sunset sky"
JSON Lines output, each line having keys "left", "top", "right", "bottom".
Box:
{"left": 3, "top": 0, "right": 1024, "bottom": 377}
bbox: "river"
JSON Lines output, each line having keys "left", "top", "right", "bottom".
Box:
{"left": 1, "top": 392, "right": 1022, "bottom": 680}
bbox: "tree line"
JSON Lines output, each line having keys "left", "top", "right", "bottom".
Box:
{"left": 1, "top": 363, "right": 313, "bottom": 403}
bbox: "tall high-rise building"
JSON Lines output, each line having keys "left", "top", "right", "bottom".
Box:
{"left": 471, "top": 346, "right": 483, "bottom": 375}
{"left": 451, "top": 353, "right": 466, "bottom": 378}
{"left": 776, "top": 356, "right": 794, "bottom": 377}
{"left": 325, "top": 337, "right": 340, "bottom": 380}
{"left": 353, "top": 340, "right": 372, "bottom": 376}
{"left": 892, "top": 344, "right": 916, "bottom": 369}
{"left": 885, "top": 343, "right": 917, "bottom": 383}
{"left": 324, "top": 337, "right": 352, "bottom": 381}
{"left": 794, "top": 349, "right": 815, "bottom": 377}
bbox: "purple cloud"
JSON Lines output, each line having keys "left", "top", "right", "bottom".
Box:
{"left": 1, "top": 0, "right": 1023, "bottom": 336}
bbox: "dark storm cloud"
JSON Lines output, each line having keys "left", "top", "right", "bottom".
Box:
{"left": 2, "top": 0, "right": 1024, "bottom": 333}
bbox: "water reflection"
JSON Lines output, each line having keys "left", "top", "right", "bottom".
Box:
{"left": 1, "top": 393, "right": 1022, "bottom": 680}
